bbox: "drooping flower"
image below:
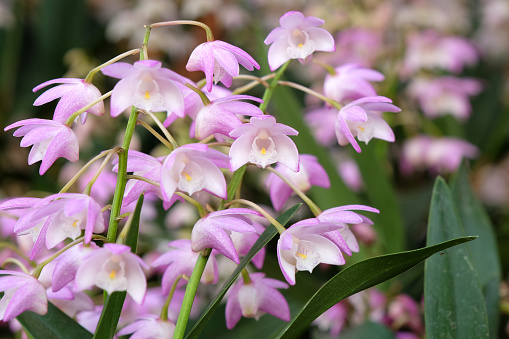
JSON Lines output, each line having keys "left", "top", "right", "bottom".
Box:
{"left": 160, "top": 144, "right": 230, "bottom": 204}
{"left": 75, "top": 243, "right": 148, "bottom": 304}
{"left": 4, "top": 119, "right": 79, "bottom": 174}
{"left": 407, "top": 76, "right": 482, "bottom": 120}
{"left": 191, "top": 208, "right": 262, "bottom": 264}
{"left": 266, "top": 154, "right": 330, "bottom": 211}
{"left": 317, "top": 205, "right": 379, "bottom": 256}
{"left": 225, "top": 272, "right": 290, "bottom": 329}
{"left": 101, "top": 59, "right": 185, "bottom": 118}
{"left": 400, "top": 135, "right": 478, "bottom": 174}
{"left": 229, "top": 115, "right": 299, "bottom": 171}
{"left": 151, "top": 239, "right": 218, "bottom": 294}
{"left": 0, "top": 271, "right": 47, "bottom": 322}
{"left": 313, "top": 302, "right": 348, "bottom": 336}
{"left": 264, "top": 11, "right": 335, "bottom": 70}
{"left": 186, "top": 40, "right": 260, "bottom": 92}
{"left": 305, "top": 106, "right": 338, "bottom": 147}
{"left": 277, "top": 218, "right": 346, "bottom": 285}
{"left": 335, "top": 96, "right": 401, "bottom": 153}
{"left": 323, "top": 64, "right": 385, "bottom": 103}
{"left": 194, "top": 95, "right": 263, "bottom": 140}
{"left": 401, "top": 30, "right": 478, "bottom": 77}
{"left": 33, "top": 78, "right": 105, "bottom": 124}
{"left": 117, "top": 316, "right": 175, "bottom": 339}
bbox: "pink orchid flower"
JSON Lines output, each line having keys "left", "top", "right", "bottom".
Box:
{"left": 4, "top": 119, "right": 79, "bottom": 174}
{"left": 186, "top": 40, "right": 260, "bottom": 92}
{"left": 264, "top": 11, "right": 335, "bottom": 70}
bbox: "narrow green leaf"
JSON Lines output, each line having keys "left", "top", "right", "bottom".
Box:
{"left": 425, "top": 177, "right": 489, "bottom": 339}
{"left": 353, "top": 144, "right": 405, "bottom": 253}
{"left": 226, "top": 165, "right": 246, "bottom": 204}
{"left": 93, "top": 194, "right": 144, "bottom": 339}
{"left": 271, "top": 236, "right": 476, "bottom": 339}
{"left": 17, "top": 302, "right": 93, "bottom": 339}
{"left": 185, "top": 204, "right": 302, "bottom": 339}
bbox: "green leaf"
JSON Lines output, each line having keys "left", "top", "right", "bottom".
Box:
{"left": 93, "top": 193, "right": 144, "bottom": 339}
{"left": 425, "top": 177, "right": 489, "bottom": 339}
{"left": 185, "top": 204, "right": 302, "bottom": 339}
{"left": 451, "top": 164, "right": 501, "bottom": 338}
{"left": 271, "top": 236, "right": 476, "bottom": 339}
{"left": 17, "top": 302, "right": 93, "bottom": 339}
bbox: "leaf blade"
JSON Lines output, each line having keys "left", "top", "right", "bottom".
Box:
{"left": 272, "top": 235, "right": 476, "bottom": 338}
{"left": 424, "top": 177, "right": 489, "bottom": 338}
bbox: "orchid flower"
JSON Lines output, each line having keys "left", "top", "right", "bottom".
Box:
{"left": 229, "top": 115, "right": 299, "bottom": 171}
{"left": 186, "top": 40, "right": 260, "bottom": 92}
{"left": 101, "top": 59, "right": 185, "bottom": 118}
{"left": 264, "top": 11, "right": 335, "bottom": 70}
{"left": 33, "top": 78, "right": 104, "bottom": 124}
{"left": 4, "top": 119, "right": 79, "bottom": 175}
{"left": 225, "top": 272, "right": 290, "bottom": 329}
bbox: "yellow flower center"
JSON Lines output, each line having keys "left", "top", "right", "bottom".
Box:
{"left": 109, "top": 270, "right": 116, "bottom": 279}
{"left": 145, "top": 91, "right": 150, "bottom": 99}
{"left": 296, "top": 252, "right": 307, "bottom": 259}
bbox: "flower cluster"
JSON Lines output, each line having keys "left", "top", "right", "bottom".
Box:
{"left": 0, "top": 7, "right": 428, "bottom": 339}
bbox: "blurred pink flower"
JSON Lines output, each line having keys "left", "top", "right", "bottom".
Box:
{"left": 313, "top": 302, "right": 348, "bottom": 336}
{"left": 101, "top": 59, "right": 185, "bottom": 118}
{"left": 324, "top": 63, "right": 384, "bottom": 103}
{"left": 186, "top": 40, "right": 260, "bottom": 92}
{"left": 5, "top": 119, "right": 79, "bottom": 175}
{"left": 407, "top": 76, "right": 482, "bottom": 120}
{"left": 264, "top": 11, "right": 335, "bottom": 70}
{"left": 331, "top": 28, "right": 382, "bottom": 68}
{"left": 33, "top": 78, "right": 104, "bottom": 124}
{"left": 225, "top": 272, "right": 290, "bottom": 329}
{"left": 305, "top": 106, "right": 338, "bottom": 147}
{"left": 400, "top": 135, "right": 478, "bottom": 174}
{"left": 401, "top": 30, "right": 478, "bottom": 77}
{"left": 229, "top": 115, "right": 299, "bottom": 171}
{"left": 337, "top": 158, "right": 363, "bottom": 192}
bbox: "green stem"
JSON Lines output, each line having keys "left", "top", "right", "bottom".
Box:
{"left": 141, "top": 109, "right": 179, "bottom": 149}
{"left": 226, "top": 199, "right": 286, "bottom": 234}
{"left": 83, "top": 148, "right": 119, "bottom": 196}
{"left": 185, "top": 83, "right": 210, "bottom": 106}
{"left": 150, "top": 20, "right": 214, "bottom": 42}
{"left": 160, "top": 274, "right": 190, "bottom": 321}
{"left": 0, "top": 242, "right": 31, "bottom": 262}
{"left": 174, "top": 248, "right": 211, "bottom": 338}
{"left": 84, "top": 49, "right": 139, "bottom": 84}
{"left": 175, "top": 192, "right": 207, "bottom": 218}
{"left": 137, "top": 120, "right": 174, "bottom": 150}
{"left": 107, "top": 108, "right": 139, "bottom": 243}
{"left": 241, "top": 268, "right": 251, "bottom": 284}
{"left": 141, "top": 25, "right": 151, "bottom": 60}
{"left": 266, "top": 167, "right": 322, "bottom": 216}
{"left": 60, "top": 148, "right": 117, "bottom": 194}
{"left": 2, "top": 258, "right": 30, "bottom": 274}
{"left": 278, "top": 80, "right": 342, "bottom": 110}
{"left": 259, "top": 60, "right": 291, "bottom": 112}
